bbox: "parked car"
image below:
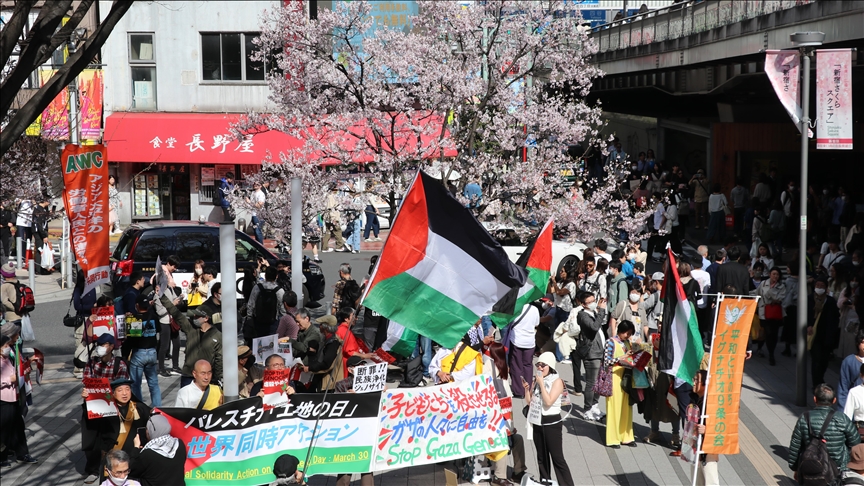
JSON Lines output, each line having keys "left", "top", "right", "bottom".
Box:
{"left": 106, "top": 221, "right": 325, "bottom": 303}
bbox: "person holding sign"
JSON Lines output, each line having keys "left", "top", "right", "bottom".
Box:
{"left": 80, "top": 334, "right": 130, "bottom": 483}
{"left": 523, "top": 352, "right": 574, "bottom": 486}
{"left": 604, "top": 320, "right": 637, "bottom": 449}
{"left": 88, "top": 378, "right": 150, "bottom": 484}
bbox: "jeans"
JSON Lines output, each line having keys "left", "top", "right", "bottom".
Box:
{"left": 251, "top": 215, "right": 264, "bottom": 243}
{"left": 130, "top": 348, "right": 162, "bottom": 407}
{"left": 581, "top": 358, "right": 602, "bottom": 411}
{"left": 347, "top": 219, "right": 362, "bottom": 251}
{"left": 363, "top": 206, "right": 380, "bottom": 239}
{"left": 706, "top": 210, "right": 726, "bottom": 242}
{"left": 412, "top": 335, "right": 433, "bottom": 376}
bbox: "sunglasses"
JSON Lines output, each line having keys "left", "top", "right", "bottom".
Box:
{"left": 536, "top": 363, "right": 549, "bottom": 369}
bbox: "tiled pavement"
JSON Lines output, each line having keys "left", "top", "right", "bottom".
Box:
{"left": 1, "top": 341, "right": 819, "bottom": 486}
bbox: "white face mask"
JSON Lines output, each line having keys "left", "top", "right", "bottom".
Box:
{"left": 107, "top": 470, "right": 128, "bottom": 486}
{"left": 629, "top": 293, "right": 640, "bottom": 303}
{"left": 0, "top": 347, "right": 10, "bottom": 358}
{"left": 195, "top": 268, "right": 203, "bottom": 275}
{"left": 814, "top": 288, "right": 826, "bottom": 295}
{"left": 96, "top": 346, "right": 109, "bottom": 357}
{"left": 587, "top": 302, "right": 598, "bottom": 312}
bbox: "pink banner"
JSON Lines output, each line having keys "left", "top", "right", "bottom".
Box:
{"left": 78, "top": 70, "right": 104, "bottom": 141}
{"left": 765, "top": 50, "right": 809, "bottom": 136}
{"left": 816, "top": 49, "right": 853, "bottom": 150}
{"left": 40, "top": 70, "right": 69, "bottom": 140}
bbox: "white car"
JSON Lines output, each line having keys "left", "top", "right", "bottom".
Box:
{"left": 484, "top": 224, "right": 591, "bottom": 275}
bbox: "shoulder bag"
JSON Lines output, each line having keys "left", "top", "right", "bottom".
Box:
{"left": 594, "top": 364, "right": 613, "bottom": 397}
{"left": 63, "top": 297, "right": 86, "bottom": 328}
{"left": 196, "top": 384, "right": 212, "bottom": 410}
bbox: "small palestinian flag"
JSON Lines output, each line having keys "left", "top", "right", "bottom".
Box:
{"left": 658, "top": 248, "right": 704, "bottom": 385}
{"left": 362, "top": 171, "right": 527, "bottom": 350}
{"left": 489, "top": 219, "right": 553, "bottom": 327}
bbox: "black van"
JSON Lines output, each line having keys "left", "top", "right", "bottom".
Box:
{"left": 106, "top": 221, "right": 325, "bottom": 303}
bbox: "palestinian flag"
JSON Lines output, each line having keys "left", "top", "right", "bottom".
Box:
{"left": 362, "top": 171, "right": 527, "bottom": 350}
{"left": 658, "top": 248, "right": 704, "bottom": 385}
{"left": 489, "top": 219, "right": 553, "bottom": 327}
{"left": 380, "top": 322, "right": 419, "bottom": 358}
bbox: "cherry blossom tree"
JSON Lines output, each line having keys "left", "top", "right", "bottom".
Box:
{"left": 235, "top": 0, "right": 652, "bottom": 243}
{"left": 0, "top": 134, "right": 62, "bottom": 203}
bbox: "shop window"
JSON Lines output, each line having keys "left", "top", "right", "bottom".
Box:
{"left": 201, "top": 33, "right": 277, "bottom": 82}
{"left": 129, "top": 33, "right": 156, "bottom": 110}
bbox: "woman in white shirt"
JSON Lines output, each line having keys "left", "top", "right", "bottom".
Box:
{"left": 705, "top": 183, "right": 728, "bottom": 243}
{"left": 844, "top": 362, "right": 864, "bottom": 434}
{"left": 751, "top": 243, "right": 775, "bottom": 278}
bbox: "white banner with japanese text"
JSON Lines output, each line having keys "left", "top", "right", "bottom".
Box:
{"left": 764, "top": 50, "right": 811, "bottom": 137}
{"left": 816, "top": 49, "right": 853, "bottom": 150}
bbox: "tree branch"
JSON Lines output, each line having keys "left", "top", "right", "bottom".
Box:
{"left": 0, "top": 0, "right": 38, "bottom": 69}
{"left": 33, "top": 0, "right": 96, "bottom": 67}
{"left": 1, "top": 0, "right": 134, "bottom": 156}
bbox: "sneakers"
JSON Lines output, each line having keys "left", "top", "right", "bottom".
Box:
{"left": 324, "top": 248, "right": 335, "bottom": 253}
{"left": 170, "top": 368, "right": 182, "bottom": 376}
{"left": 352, "top": 250, "right": 359, "bottom": 254}
{"left": 83, "top": 474, "right": 98, "bottom": 484}
{"left": 159, "top": 369, "right": 171, "bottom": 378}
{"left": 313, "top": 257, "right": 322, "bottom": 263}
{"left": 374, "top": 237, "right": 382, "bottom": 242}
{"left": 73, "top": 370, "right": 83, "bottom": 379}
{"left": 16, "top": 455, "right": 37, "bottom": 464}
{"left": 560, "top": 358, "right": 572, "bottom": 364}
{"left": 364, "top": 238, "right": 375, "bottom": 242}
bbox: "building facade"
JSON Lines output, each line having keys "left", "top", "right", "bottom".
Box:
{"left": 100, "top": 0, "right": 285, "bottom": 224}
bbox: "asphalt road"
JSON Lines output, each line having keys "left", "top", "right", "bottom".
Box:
{"left": 27, "top": 248, "right": 380, "bottom": 367}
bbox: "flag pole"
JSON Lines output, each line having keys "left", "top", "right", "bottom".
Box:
{"left": 691, "top": 294, "right": 723, "bottom": 486}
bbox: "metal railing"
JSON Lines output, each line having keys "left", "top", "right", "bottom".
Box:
{"left": 590, "top": 0, "right": 817, "bottom": 53}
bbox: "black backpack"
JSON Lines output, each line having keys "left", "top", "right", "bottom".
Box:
{"left": 341, "top": 279, "right": 362, "bottom": 309}
{"left": 254, "top": 284, "right": 279, "bottom": 324}
{"left": 798, "top": 410, "right": 840, "bottom": 486}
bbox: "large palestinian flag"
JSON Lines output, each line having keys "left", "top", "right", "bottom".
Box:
{"left": 362, "top": 171, "right": 527, "bottom": 350}
{"left": 658, "top": 248, "right": 704, "bottom": 385}
{"left": 489, "top": 219, "right": 553, "bottom": 327}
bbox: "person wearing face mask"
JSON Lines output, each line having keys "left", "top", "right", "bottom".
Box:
{"left": 0, "top": 328, "right": 37, "bottom": 468}
{"left": 129, "top": 414, "right": 187, "bottom": 486}
{"left": 187, "top": 261, "right": 216, "bottom": 309}
{"left": 575, "top": 291, "right": 608, "bottom": 421}
{"left": 809, "top": 277, "right": 842, "bottom": 387}
{"left": 160, "top": 296, "right": 223, "bottom": 388}
{"left": 101, "top": 450, "right": 141, "bottom": 486}
{"left": 81, "top": 334, "right": 131, "bottom": 484}
{"left": 609, "top": 283, "right": 648, "bottom": 341}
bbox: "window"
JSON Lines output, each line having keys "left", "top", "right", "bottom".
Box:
{"left": 133, "top": 233, "right": 170, "bottom": 262}
{"left": 235, "top": 237, "right": 262, "bottom": 262}
{"left": 201, "top": 33, "right": 275, "bottom": 82}
{"left": 129, "top": 33, "right": 156, "bottom": 110}
{"left": 175, "top": 231, "right": 217, "bottom": 262}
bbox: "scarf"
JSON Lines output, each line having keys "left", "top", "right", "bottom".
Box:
{"left": 114, "top": 401, "right": 140, "bottom": 450}
{"left": 143, "top": 434, "right": 179, "bottom": 458}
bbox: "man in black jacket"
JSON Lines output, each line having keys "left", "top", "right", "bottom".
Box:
{"left": 0, "top": 201, "right": 15, "bottom": 259}
{"left": 809, "top": 277, "right": 842, "bottom": 387}
{"left": 715, "top": 246, "right": 750, "bottom": 296}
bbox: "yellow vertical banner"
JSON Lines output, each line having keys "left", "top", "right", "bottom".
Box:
{"left": 703, "top": 297, "right": 758, "bottom": 455}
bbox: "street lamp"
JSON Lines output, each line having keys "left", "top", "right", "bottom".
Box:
{"left": 790, "top": 31, "right": 823, "bottom": 407}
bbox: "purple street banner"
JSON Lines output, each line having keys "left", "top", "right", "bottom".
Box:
{"left": 373, "top": 375, "right": 509, "bottom": 471}
{"left": 157, "top": 393, "right": 380, "bottom": 484}
{"left": 816, "top": 49, "right": 853, "bottom": 150}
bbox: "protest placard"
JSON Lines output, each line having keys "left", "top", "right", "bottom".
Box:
{"left": 261, "top": 369, "right": 292, "bottom": 410}
{"left": 84, "top": 377, "right": 118, "bottom": 419}
{"left": 352, "top": 362, "right": 387, "bottom": 393}
{"left": 252, "top": 334, "right": 278, "bottom": 363}
{"left": 276, "top": 338, "right": 293, "bottom": 363}
{"left": 374, "top": 375, "right": 509, "bottom": 471}
{"left": 91, "top": 306, "right": 116, "bottom": 342}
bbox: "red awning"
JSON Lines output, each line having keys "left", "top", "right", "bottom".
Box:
{"left": 103, "top": 112, "right": 456, "bottom": 165}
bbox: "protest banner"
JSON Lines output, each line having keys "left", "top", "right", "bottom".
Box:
{"left": 374, "top": 375, "right": 509, "bottom": 471}
{"left": 352, "top": 362, "right": 387, "bottom": 393}
{"left": 261, "top": 369, "right": 292, "bottom": 410}
{"left": 276, "top": 338, "right": 293, "bottom": 363}
{"left": 680, "top": 404, "right": 701, "bottom": 464}
{"left": 703, "top": 297, "right": 757, "bottom": 455}
{"left": 84, "top": 377, "right": 118, "bottom": 419}
{"left": 91, "top": 305, "right": 117, "bottom": 342}
{"left": 61, "top": 144, "right": 110, "bottom": 295}
{"left": 154, "top": 256, "right": 168, "bottom": 298}
{"left": 159, "top": 393, "right": 380, "bottom": 484}
{"left": 252, "top": 334, "right": 278, "bottom": 363}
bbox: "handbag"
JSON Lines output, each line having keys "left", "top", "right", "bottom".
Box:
{"left": 63, "top": 297, "right": 86, "bottom": 328}
{"left": 764, "top": 303, "right": 783, "bottom": 321}
{"left": 593, "top": 364, "right": 613, "bottom": 397}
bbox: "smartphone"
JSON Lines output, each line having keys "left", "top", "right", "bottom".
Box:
{"left": 136, "top": 427, "right": 147, "bottom": 444}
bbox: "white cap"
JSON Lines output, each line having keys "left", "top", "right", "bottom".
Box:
{"left": 652, "top": 272, "right": 665, "bottom": 281}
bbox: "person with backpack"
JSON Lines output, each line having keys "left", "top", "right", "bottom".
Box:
{"left": 331, "top": 263, "right": 360, "bottom": 314}
{"left": 215, "top": 172, "right": 235, "bottom": 222}
{"left": 1, "top": 263, "right": 34, "bottom": 325}
{"left": 80, "top": 334, "right": 131, "bottom": 484}
{"left": 246, "top": 267, "right": 285, "bottom": 340}
{"left": 789, "top": 383, "right": 861, "bottom": 484}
